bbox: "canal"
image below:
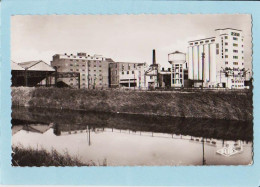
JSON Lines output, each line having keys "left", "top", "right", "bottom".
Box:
{"left": 12, "top": 107, "right": 253, "bottom": 166}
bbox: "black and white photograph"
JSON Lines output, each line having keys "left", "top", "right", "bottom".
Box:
{"left": 11, "top": 14, "right": 253, "bottom": 166}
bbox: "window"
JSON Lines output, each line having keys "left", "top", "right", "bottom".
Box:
{"left": 195, "top": 42, "right": 198, "bottom": 44}
{"left": 205, "top": 40, "right": 209, "bottom": 43}
{"left": 233, "top": 56, "right": 238, "bottom": 59}
{"left": 189, "top": 43, "right": 193, "bottom": 45}
{"left": 225, "top": 55, "right": 228, "bottom": 58}
{"left": 225, "top": 49, "right": 228, "bottom": 52}
{"left": 225, "top": 61, "right": 228, "bottom": 64}
{"left": 70, "top": 69, "right": 73, "bottom": 71}
{"left": 233, "top": 50, "right": 238, "bottom": 53}
{"left": 127, "top": 71, "right": 129, "bottom": 74}
{"left": 132, "top": 71, "right": 134, "bottom": 74}
{"left": 225, "top": 36, "right": 228, "bottom": 39}
{"left": 216, "top": 49, "right": 219, "bottom": 55}
{"left": 233, "top": 37, "right": 238, "bottom": 41}
{"left": 216, "top": 43, "right": 219, "bottom": 48}
{"left": 242, "top": 51, "right": 244, "bottom": 53}
{"left": 233, "top": 62, "right": 238, "bottom": 65}
{"left": 150, "top": 76, "right": 153, "bottom": 79}
{"left": 211, "top": 39, "right": 215, "bottom": 42}
{"left": 225, "top": 42, "right": 228, "bottom": 45}
{"left": 122, "top": 71, "right": 124, "bottom": 75}
{"left": 233, "top": 43, "right": 238, "bottom": 47}
{"left": 70, "top": 64, "right": 73, "bottom": 66}
{"left": 200, "top": 41, "right": 203, "bottom": 44}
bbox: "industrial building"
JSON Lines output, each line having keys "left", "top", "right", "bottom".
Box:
{"left": 145, "top": 49, "right": 161, "bottom": 89}
{"left": 11, "top": 60, "right": 55, "bottom": 87}
{"left": 109, "top": 62, "right": 147, "bottom": 88}
{"left": 51, "top": 53, "right": 112, "bottom": 89}
{"left": 158, "top": 68, "right": 171, "bottom": 88}
{"left": 188, "top": 28, "right": 245, "bottom": 89}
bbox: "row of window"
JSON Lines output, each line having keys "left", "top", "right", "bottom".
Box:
{"left": 231, "top": 32, "right": 240, "bottom": 37}
{"left": 224, "top": 36, "right": 239, "bottom": 41}
{"left": 190, "top": 39, "right": 215, "bottom": 45}
{"left": 232, "top": 80, "right": 244, "bottom": 83}
{"left": 121, "top": 71, "right": 136, "bottom": 75}
{"left": 122, "top": 64, "right": 137, "bottom": 70}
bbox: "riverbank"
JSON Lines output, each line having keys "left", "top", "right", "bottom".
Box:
{"left": 12, "top": 146, "right": 106, "bottom": 166}
{"left": 12, "top": 87, "right": 253, "bottom": 121}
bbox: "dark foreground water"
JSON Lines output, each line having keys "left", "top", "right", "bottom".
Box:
{"left": 12, "top": 107, "right": 253, "bottom": 166}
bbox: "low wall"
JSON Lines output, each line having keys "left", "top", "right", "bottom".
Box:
{"left": 11, "top": 87, "right": 253, "bottom": 121}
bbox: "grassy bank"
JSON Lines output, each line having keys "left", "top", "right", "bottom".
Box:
{"left": 12, "top": 146, "right": 105, "bottom": 166}
{"left": 12, "top": 87, "right": 253, "bottom": 121}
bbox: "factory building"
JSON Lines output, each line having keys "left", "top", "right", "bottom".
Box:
{"left": 145, "top": 49, "right": 160, "bottom": 89}
{"left": 188, "top": 28, "right": 245, "bottom": 89}
{"left": 168, "top": 51, "right": 187, "bottom": 87}
{"left": 158, "top": 68, "right": 171, "bottom": 88}
{"left": 51, "top": 53, "right": 111, "bottom": 89}
{"left": 109, "top": 62, "right": 147, "bottom": 88}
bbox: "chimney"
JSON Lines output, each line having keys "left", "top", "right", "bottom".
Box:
{"left": 152, "top": 49, "right": 156, "bottom": 65}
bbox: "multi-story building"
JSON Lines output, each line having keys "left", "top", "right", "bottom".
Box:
{"left": 51, "top": 53, "right": 111, "bottom": 89}
{"left": 187, "top": 28, "right": 245, "bottom": 89}
{"left": 109, "top": 62, "right": 147, "bottom": 88}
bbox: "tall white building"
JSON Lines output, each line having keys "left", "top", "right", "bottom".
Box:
{"left": 188, "top": 28, "right": 245, "bottom": 89}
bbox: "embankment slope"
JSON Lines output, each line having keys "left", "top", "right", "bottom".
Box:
{"left": 11, "top": 87, "right": 253, "bottom": 121}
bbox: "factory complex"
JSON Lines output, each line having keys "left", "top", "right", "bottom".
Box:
{"left": 11, "top": 28, "right": 251, "bottom": 90}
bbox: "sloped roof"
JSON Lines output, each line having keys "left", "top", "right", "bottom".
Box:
{"left": 105, "top": 58, "right": 115, "bottom": 62}
{"left": 11, "top": 61, "right": 25, "bottom": 71}
{"left": 19, "top": 60, "right": 55, "bottom": 71}
{"left": 168, "top": 51, "right": 185, "bottom": 55}
{"left": 19, "top": 61, "right": 39, "bottom": 69}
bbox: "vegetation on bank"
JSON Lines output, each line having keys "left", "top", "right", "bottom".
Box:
{"left": 11, "top": 87, "right": 253, "bottom": 121}
{"left": 12, "top": 146, "right": 106, "bottom": 166}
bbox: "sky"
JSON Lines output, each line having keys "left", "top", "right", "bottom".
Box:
{"left": 11, "top": 14, "right": 252, "bottom": 70}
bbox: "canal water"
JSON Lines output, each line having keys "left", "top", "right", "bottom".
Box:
{"left": 12, "top": 107, "right": 253, "bottom": 166}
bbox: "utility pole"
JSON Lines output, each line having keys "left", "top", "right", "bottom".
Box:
{"left": 202, "top": 52, "right": 205, "bottom": 88}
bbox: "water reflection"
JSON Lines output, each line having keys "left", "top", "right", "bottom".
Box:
{"left": 12, "top": 107, "right": 253, "bottom": 166}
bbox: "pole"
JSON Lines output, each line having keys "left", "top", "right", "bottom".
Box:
{"left": 202, "top": 137, "right": 206, "bottom": 165}
{"left": 54, "top": 66, "right": 57, "bottom": 87}
{"left": 78, "top": 73, "right": 80, "bottom": 89}
{"left": 202, "top": 52, "right": 205, "bottom": 88}
{"left": 25, "top": 69, "right": 28, "bottom": 87}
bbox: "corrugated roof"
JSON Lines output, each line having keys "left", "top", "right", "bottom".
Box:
{"left": 11, "top": 61, "right": 25, "bottom": 70}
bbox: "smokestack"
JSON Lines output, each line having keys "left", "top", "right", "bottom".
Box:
{"left": 153, "top": 49, "right": 156, "bottom": 65}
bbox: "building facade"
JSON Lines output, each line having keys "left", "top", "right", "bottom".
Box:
{"left": 51, "top": 53, "right": 111, "bottom": 89}
{"left": 109, "top": 62, "right": 147, "bottom": 88}
{"left": 187, "top": 28, "right": 245, "bottom": 89}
